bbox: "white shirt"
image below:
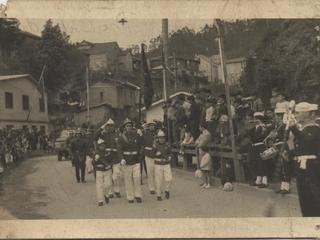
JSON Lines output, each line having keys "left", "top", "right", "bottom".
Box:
{"left": 205, "top": 106, "right": 215, "bottom": 122}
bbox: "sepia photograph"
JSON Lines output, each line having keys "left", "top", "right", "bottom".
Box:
{"left": 1, "top": 0, "right": 320, "bottom": 238}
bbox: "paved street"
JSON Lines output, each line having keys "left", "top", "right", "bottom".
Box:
{"left": 0, "top": 155, "right": 302, "bottom": 219}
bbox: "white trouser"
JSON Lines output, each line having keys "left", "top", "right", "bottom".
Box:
{"left": 145, "top": 156, "right": 155, "bottom": 191}
{"left": 155, "top": 164, "right": 172, "bottom": 196}
{"left": 96, "top": 170, "right": 112, "bottom": 203}
{"left": 123, "top": 163, "right": 142, "bottom": 201}
{"left": 109, "top": 163, "right": 122, "bottom": 194}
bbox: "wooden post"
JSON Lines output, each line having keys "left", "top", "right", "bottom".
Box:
{"left": 138, "top": 88, "right": 142, "bottom": 123}
{"left": 215, "top": 19, "right": 245, "bottom": 182}
{"left": 162, "top": 18, "right": 172, "bottom": 144}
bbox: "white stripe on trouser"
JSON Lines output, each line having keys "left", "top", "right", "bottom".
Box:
{"left": 123, "top": 163, "right": 142, "bottom": 201}
{"left": 145, "top": 156, "right": 155, "bottom": 191}
{"left": 96, "top": 170, "right": 112, "bottom": 203}
{"left": 155, "top": 164, "right": 172, "bottom": 197}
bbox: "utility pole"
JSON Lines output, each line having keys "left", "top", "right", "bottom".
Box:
{"left": 86, "top": 64, "right": 90, "bottom": 127}
{"left": 215, "top": 19, "right": 244, "bottom": 182}
{"left": 162, "top": 18, "right": 171, "bottom": 144}
{"left": 162, "top": 19, "right": 169, "bottom": 102}
{"left": 173, "top": 52, "right": 177, "bottom": 91}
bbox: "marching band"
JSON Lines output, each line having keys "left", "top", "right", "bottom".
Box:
{"left": 65, "top": 99, "right": 319, "bottom": 217}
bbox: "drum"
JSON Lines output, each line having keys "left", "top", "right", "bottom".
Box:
{"left": 260, "top": 146, "right": 279, "bottom": 161}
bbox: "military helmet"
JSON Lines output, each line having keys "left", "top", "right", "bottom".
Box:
{"left": 123, "top": 118, "right": 133, "bottom": 127}
{"left": 157, "top": 130, "right": 166, "bottom": 137}
{"left": 106, "top": 118, "right": 115, "bottom": 125}
{"left": 97, "top": 138, "right": 105, "bottom": 145}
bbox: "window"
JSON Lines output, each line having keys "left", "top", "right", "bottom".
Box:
{"left": 39, "top": 98, "right": 45, "bottom": 112}
{"left": 22, "top": 95, "right": 29, "bottom": 110}
{"left": 100, "top": 92, "right": 104, "bottom": 102}
{"left": 5, "top": 92, "right": 13, "bottom": 109}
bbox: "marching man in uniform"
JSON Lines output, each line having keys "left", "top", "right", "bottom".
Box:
{"left": 70, "top": 128, "right": 88, "bottom": 183}
{"left": 94, "top": 138, "right": 113, "bottom": 206}
{"left": 118, "top": 118, "right": 143, "bottom": 203}
{"left": 154, "top": 130, "right": 173, "bottom": 201}
{"left": 102, "top": 118, "right": 122, "bottom": 198}
{"left": 288, "top": 102, "right": 320, "bottom": 216}
{"left": 143, "top": 121, "right": 157, "bottom": 194}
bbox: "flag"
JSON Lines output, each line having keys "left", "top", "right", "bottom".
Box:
{"left": 141, "top": 43, "right": 154, "bottom": 109}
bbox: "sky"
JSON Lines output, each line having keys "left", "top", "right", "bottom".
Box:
{"left": 18, "top": 18, "right": 213, "bottom": 48}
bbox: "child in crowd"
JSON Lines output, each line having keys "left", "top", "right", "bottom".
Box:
{"left": 199, "top": 146, "right": 212, "bottom": 189}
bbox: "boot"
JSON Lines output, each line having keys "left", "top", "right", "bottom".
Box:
{"left": 165, "top": 191, "right": 170, "bottom": 199}
{"left": 135, "top": 197, "right": 142, "bottom": 203}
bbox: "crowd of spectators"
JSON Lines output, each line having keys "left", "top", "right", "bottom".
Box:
{"left": 160, "top": 88, "right": 320, "bottom": 188}
{"left": 0, "top": 127, "right": 50, "bottom": 174}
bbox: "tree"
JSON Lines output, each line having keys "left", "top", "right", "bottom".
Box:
{"left": 38, "top": 19, "right": 71, "bottom": 90}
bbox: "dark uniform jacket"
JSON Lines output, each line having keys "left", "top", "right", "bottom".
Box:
{"left": 70, "top": 137, "right": 88, "bottom": 161}
{"left": 153, "top": 142, "right": 171, "bottom": 165}
{"left": 94, "top": 149, "right": 112, "bottom": 171}
{"left": 118, "top": 131, "right": 142, "bottom": 165}
{"left": 291, "top": 123, "right": 320, "bottom": 158}
{"left": 102, "top": 131, "right": 120, "bottom": 164}
{"left": 142, "top": 130, "right": 156, "bottom": 158}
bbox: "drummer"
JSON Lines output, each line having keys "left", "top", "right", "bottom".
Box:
{"left": 247, "top": 112, "right": 271, "bottom": 188}
{"left": 273, "top": 102, "right": 293, "bottom": 194}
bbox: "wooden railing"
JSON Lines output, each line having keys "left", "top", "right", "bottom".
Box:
{"left": 170, "top": 143, "right": 248, "bottom": 182}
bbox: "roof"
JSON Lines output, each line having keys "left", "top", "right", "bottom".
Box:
{"left": 0, "top": 74, "right": 44, "bottom": 93}
{"left": 91, "top": 79, "right": 140, "bottom": 90}
{"left": 20, "top": 31, "right": 41, "bottom": 40}
{"left": 141, "top": 91, "right": 192, "bottom": 111}
{"left": 78, "top": 41, "right": 120, "bottom": 55}
{"left": 78, "top": 103, "right": 111, "bottom": 112}
{"left": 0, "top": 74, "right": 30, "bottom": 81}
{"left": 210, "top": 54, "right": 246, "bottom": 64}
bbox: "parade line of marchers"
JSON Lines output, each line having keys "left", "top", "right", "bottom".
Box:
{"left": 66, "top": 101, "right": 320, "bottom": 217}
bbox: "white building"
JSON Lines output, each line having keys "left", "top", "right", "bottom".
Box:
{"left": 196, "top": 54, "right": 246, "bottom": 85}
{"left": 141, "top": 91, "right": 192, "bottom": 123}
{"left": 0, "top": 74, "right": 49, "bottom": 132}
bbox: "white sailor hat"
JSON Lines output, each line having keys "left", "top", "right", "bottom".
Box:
{"left": 219, "top": 114, "right": 229, "bottom": 122}
{"left": 253, "top": 112, "right": 264, "bottom": 118}
{"left": 97, "top": 138, "right": 105, "bottom": 145}
{"left": 147, "top": 121, "right": 156, "bottom": 126}
{"left": 106, "top": 118, "right": 114, "bottom": 125}
{"left": 295, "top": 102, "right": 318, "bottom": 112}
{"left": 275, "top": 102, "right": 289, "bottom": 114}
{"left": 157, "top": 130, "right": 166, "bottom": 137}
